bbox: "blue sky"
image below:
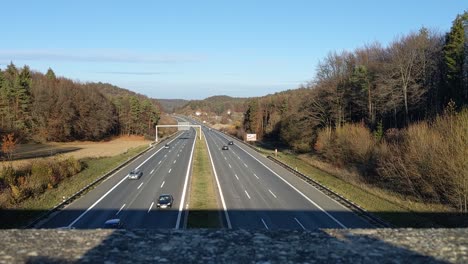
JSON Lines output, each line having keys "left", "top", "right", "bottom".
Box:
{"left": 1, "top": 1, "right": 466, "bottom": 99}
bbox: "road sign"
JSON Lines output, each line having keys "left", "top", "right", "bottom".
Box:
{"left": 246, "top": 133, "right": 257, "bottom": 141}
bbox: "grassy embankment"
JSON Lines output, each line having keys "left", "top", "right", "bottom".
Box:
{"left": 254, "top": 143, "right": 456, "bottom": 228}
{"left": 187, "top": 132, "right": 221, "bottom": 228}
{"left": 0, "top": 145, "right": 148, "bottom": 228}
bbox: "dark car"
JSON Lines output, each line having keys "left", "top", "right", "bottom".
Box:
{"left": 164, "top": 143, "right": 170, "bottom": 149}
{"left": 222, "top": 145, "right": 229, "bottom": 150}
{"left": 128, "top": 168, "right": 143, "bottom": 180}
{"left": 104, "top": 219, "right": 125, "bottom": 229}
{"left": 228, "top": 141, "right": 234, "bottom": 145}
{"left": 157, "top": 194, "right": 174, "bottom": 209}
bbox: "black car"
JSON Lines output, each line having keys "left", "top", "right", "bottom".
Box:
{"left": 128, "top": 168, "right": 143, "bottom": 180}
{"left": 228, "top": 141, "right": 234, "bottom": 145}
{"left": 222, "top": 145, "right": 229, "bottom": 150}
{"left": 157, "top": 194, "right": 174, "bottom": 209}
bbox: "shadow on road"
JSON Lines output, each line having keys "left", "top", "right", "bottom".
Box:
{"left": 0, "top": 209, "right": 465, "bottom": 262}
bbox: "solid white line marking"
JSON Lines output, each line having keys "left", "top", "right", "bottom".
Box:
{"left": 137, "top": 182, "right": 144, "bottom": 189}
{"left": 204, "top": 131, "right": 232, "bottom": 229}
{"left": 269, "top": 189, "right": 277, "bottom": 198}
{"left": 175, "top": 132, "right": 197, "bottom": 229}
{"left": 150, "top": 169, "right": 155, "bottom": 174}
{"left": 228, "top": 164, "right": 232, "bottom": 168}
{"left": 245, "top": 190, "right": 251, "bottom": 199}
{"left": 234, "top": 143, "right": 347, "bottom": 228}
{"left": 161, "top": 181, "right": 165, "bottom": 188}
{"left": 261, "top": 218, "right": 269, "bottom": 229}
{"left": 235, "top": 174, "right": 239, "bottom": 180}
{"left": 148, "top": 202, "right": 154, "bottom": 213}
{"left": 294, "top": 217, "right": 306, "bottom": 230}
{"left": 174, "top": 160, "right": 177, "bottom": 164}
{"left": 116, "top": 204, "right": 125, "bottom": 215}
{"left": 168, "top": 169, "right": 172, "bottom": 173}
{"left": 254, "top": 173, "right": 259, "bottom": 179}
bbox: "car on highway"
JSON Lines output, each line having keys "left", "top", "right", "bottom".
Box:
{"left": 103, "top": 219, "right": 124, "bottom": 229}
{"left": 222, "top": 145, "right": 229, "bottom": 150}
{"left": 228, "top": 141, "right": 234, "bottom": 145}
{"left": 164, "top": 143, "right": 170, "bottom": 149}
{"left": 128, "top": 168, "right": 143, "bottom": 180}
{"left": 157, "top": 194, "right": 174, "bottom": 209}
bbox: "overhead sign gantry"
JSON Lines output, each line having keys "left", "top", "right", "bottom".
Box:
{"left": 155, "top": 122, "right": 201, "bottom": 142}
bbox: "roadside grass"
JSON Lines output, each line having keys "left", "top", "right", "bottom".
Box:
{"left": 254, "top": 144, "right": 454, "bottom": 227}
{"left": 0, "top": 145, "right": 148, "bottom": 228}
{"left": 187, "top": 133, "right": 221, "bottom": 228}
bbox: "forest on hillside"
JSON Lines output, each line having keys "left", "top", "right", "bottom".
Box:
{"left": 0, "top": 64, "right": 161, "bottom": 143}
{"left": 239, "top": 12, "right": 468, "bottom": 211}
{"left": 177, "top": 95, "right": 247, "bottom": 116}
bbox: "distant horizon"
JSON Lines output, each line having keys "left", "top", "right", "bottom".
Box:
{"left": 1, "top": 1, "right": 466, "bottom": 99}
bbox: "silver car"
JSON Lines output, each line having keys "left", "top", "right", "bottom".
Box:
{"left": 128, "top": 168, "right": 143, "bottom": 180}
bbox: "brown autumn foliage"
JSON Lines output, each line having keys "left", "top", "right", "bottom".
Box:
{"left": 0, "top": 157, "right": 82, "bottom": 207}
{"left": 238, "top": 13, "right": 467, "bottom": 211}
{"left": 1, "top": 133, "right": 17, "bottom": 161}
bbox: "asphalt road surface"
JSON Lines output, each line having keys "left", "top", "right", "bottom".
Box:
{"left": 192, "top": 118, "right": 373, "bottom": 230}
{"left": 43, "top": 116, "right": 372, "bottom": 230}
{"left": 41, "top": 128, "right": 196, "bottom": 229}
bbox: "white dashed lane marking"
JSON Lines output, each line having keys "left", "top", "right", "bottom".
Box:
{"left": 268, "top": 189, "right": 277, "bottom": 198}
{"left": 261, "top": 218, "right": 269, "bottom": 230}
{"left": 244, "top": 190, "right": 251, "bottom": 199}
{"left": 294, "top": 217, "right": 306, "bottom": 230}
{"left": 235, "top": 174, "right": 239, "bottom": 180}
{"left": 116, "top": 204, "right": 125, "bottom": 215}
{"left": 148, "top": 202, "right": 154, "bottom": 213}
{"left": 161, "top": 181, "right": 165, "bottom": 188}
{"left": 168, "top": 169, "right": 172, "bottom": 173}
{"left": 137, "top": 182, "right": 144, "bottom": 189}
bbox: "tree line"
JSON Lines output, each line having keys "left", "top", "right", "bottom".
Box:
{"left": 0, "top": 64, "right": 161, "bottom": 143}
{"left": 243, "top": 12, "right": 467, "bottom": 150}
{"left": 240, "top": 12, "right": 468, "bottom": 212}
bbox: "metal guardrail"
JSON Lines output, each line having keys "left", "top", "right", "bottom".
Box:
{"left": 26, "top": 134, "right": 178, "bottom": 228}
{"left": 216, "top": 129, "right": 391, "bottom": 228}
{"left": 266, "top": 155, "right": 392, "bottom": 228}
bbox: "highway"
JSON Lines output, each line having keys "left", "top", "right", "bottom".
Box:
{"left": 195, "top": 118, "right": 373, "bottom": 230}
{"left": 43, "top": 116, "right": 372, "bottom": 230}
{"left": 41, "top": 128, "right": 197, "bottom": 229}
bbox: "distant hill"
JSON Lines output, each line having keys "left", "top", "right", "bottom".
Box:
{"left": 87, "top": 82, "right": 162, "bottom": 109}
{"left": 176, "top": 95, "right": 249, "bottom": 115}
{"left": 157, "top": 99, "right": 189, "bottom": 113}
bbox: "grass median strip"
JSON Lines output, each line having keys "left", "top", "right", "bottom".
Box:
{"left": 187, "top": 132, "right": 221, "bottom": 228}
{"left": 0, "top": 145, "right": 148, "bottom": 228}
